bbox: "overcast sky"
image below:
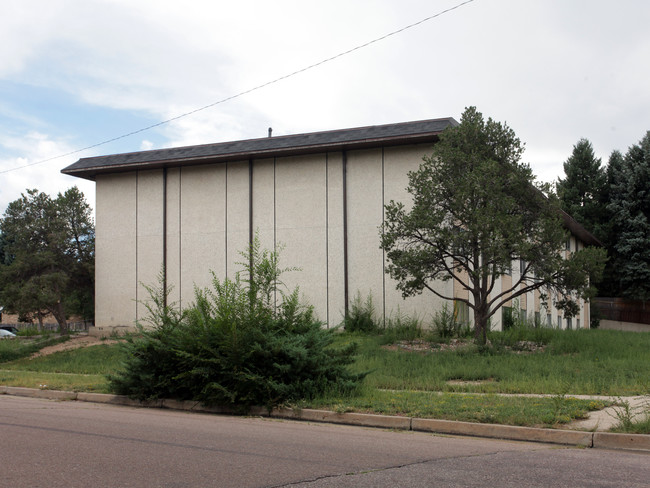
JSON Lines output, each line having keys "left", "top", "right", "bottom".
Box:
{"left": 1, "top": 0, "right": 649, "bottom": 214}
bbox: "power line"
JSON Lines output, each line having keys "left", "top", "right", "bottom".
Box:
{"left": 0, "top": 0, "right": 476, "bottom": 175}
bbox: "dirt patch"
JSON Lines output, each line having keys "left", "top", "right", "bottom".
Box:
{"left": 381, "top": 339, "right": 545, "bottom": 354}
{"left": 30, "top": 334, "right": 121, "bottom": 358}
{"left": 509, "top": 340, "right": 546, "bottom": 353}
{"left": 447, "top": 378, "right": 497, "bottom": 386}
{"left": 381, "top": 339, "right": 474, "bottom": 354}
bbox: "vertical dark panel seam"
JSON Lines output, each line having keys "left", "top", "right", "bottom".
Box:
{"left": 273, "top": 157, "right": 277, "bottom": 310}
{"left": 225, "top": 162, "right": 228, "bottom": 280}
{"left": 325, "top": 152, "right": 329, "bottom": 328}
{"left": 179, "top": 167, "right": 182, "bottom": 309}
{"left": 135, "top": 171, "right": 139, "bottom": 321}
{"left": 249, "top": 158, "right": 254, "bottom": 273}
{"left": 273, "top": 158, "right": 277, "bottom": 253}
{"left": 162, "top": 168, "right": 167, "bottom": 309}
{"left": 382, "top": 148, "right": 386, "bottom": 328}
{"left": 342, "top": 151, "right": 349, "bottom": 318}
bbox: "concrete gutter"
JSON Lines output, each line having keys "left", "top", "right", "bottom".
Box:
{"left": 2, "top": 386, "right": 649, "bottom": 452}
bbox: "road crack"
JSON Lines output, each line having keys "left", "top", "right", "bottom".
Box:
{"left": 265, "top": 448, "right": 554, "bottom": 487}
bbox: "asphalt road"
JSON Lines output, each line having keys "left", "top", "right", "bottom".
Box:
{"left": 1, "top": 395, "right": 648, "bottom": 488}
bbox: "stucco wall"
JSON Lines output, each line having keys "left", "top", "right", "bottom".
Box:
{"left": 346, "top": 149, "right": 385, "bottom": 320}
{"left": 275, "top": 154, "right": 328, "bottom": 318}
{"left": 165, "top": 168, "right": 181, "bottom": 307}
{"left": 95, "top": 172, "right": 137, "bottom": 330}
{"left": 326, "top": 153, "right": 345, "bottom": 325}
{"left": 92, "top": 142, "right": 587, "bottom": 334}
{"left": 179, "top": 165, "right": 226, "bottom": 297}
{"left": 136, "top": 170, "right": 164, "bottom": 321}
{"left": 225, "top": 161, "right": 250, "bottom": 282}
{"left": 383, "top": 145, "right": 449, "bottom": 324}
{"left": 93, "top": 144, "right": 452, "bottom": 333}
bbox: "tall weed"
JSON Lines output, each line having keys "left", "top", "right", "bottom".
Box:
{"left": 342, "top": 292, "right": 380, "bottom": 333}
{"left": 381, "top": 310, "right": 423, "bottom": 343}
{"left": 431, "top": 303, "right": 468, "bottom": 339}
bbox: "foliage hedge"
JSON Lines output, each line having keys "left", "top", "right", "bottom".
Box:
{"left": 109, "top": 238, "right": 363, "bottom": 409}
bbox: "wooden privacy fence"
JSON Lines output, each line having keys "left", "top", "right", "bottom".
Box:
{"left": 592, "top": 297, "right": 650, "bottom": 325}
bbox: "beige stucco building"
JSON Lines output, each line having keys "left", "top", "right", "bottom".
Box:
{"left": 62, "top": 118, "right": 599, "bottom": 335}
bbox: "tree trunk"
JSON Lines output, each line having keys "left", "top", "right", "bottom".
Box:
{"left": 473, "top": 303, "right": 489, "bottom": 345}
{"left": 52, "top": 301, "right": 69, "bottom": 335}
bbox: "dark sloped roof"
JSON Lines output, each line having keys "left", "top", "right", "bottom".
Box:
{"left": 61, "top": 115, "right": 601, "bottom": 247}
{"left": 62, "top": 117, "right": 458, "bottom": 180}
{"left": 560, "top": 209, "right": 602, "bottom": 247}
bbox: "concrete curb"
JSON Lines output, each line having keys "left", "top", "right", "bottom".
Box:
{"left": 3, "top": 386, "right": 77, "bottom": 401}
{"left": 593, "top": 432, "right": 650, "bottom": 452}
{"left": 76, "top": 391, "right": 146, "bottom": 406}
{"left": 268, "top": 407, "right": 413, "bottom": 430}
{"left": 3, "top": 387, "right": 649, "bottom": 452}
{"left": 412, "top": 418, "right": 593, "bottom": 447}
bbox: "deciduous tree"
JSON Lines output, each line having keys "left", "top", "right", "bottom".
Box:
{"left": 380, "top": 107, "right": 605, "bottom": 344}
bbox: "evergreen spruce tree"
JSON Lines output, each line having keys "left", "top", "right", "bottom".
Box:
{"left": 607, "top": 132, "right": 650, "bottom": 300}
{"left": 0, "top": 187, "right": 95, "bottom": 331}
{"left": 557, "top": 139, "right": 606, "bottom": 239}
{"left": 597, "top": 150, "right": 625, "bottom": 296}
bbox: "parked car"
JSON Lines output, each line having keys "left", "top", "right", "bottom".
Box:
{"left": 0, "top": 329, "right": 16, "bottom": 338}
{"left": 0, "top": 326, "right": 19, "bottom": 334}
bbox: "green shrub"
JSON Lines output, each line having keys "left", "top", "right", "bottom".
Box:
{"left": 16, "top": 326, "right": 46, "bottom": 337}
{"left": 109, "top": 237, "right": 364, "bottom": 409}
{"left": 501, "top": 300, "right": 538, "bottom": 332}
{"left": 590, "top": 305, "right": 602, "bottom": 329}
{"left": 342, "top": 292, "right": 380, "bottom": 333}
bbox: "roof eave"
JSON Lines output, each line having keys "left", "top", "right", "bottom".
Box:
{"left": 560, "top": 210, "right": 602, "bottom": 247}
{"left": 61, "top": 131, "right": 444, "bottom": 181}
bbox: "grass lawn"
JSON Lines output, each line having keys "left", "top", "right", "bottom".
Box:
{"left": 343, "top": 328, "right": 650, "bottom": 396}
{"left": 0, "top": 339, "right": 126, "bottom": 393}
{"left": 0, "top": 370, "right": 112, "bottom": 392}
{"left": 303, "top": 389, "right": 607, "bottom": 427}
{"left": 0, "top": 328, "right": 648, "bottom": 430}
{"left": 0, "top": 335, "right": 69, "bottom": 363}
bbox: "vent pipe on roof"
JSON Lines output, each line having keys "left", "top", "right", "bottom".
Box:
{"left": 268, "top": 127, "right": 273, "bottom": 137}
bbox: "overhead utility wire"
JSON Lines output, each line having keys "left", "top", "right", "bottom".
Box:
{"left": 0, "top": 0, "right": 475, "bottom": 175}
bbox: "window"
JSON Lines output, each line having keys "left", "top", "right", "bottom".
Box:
{"left": 535, "top": 311, "right": 541, "bottom": 327}
{"left": 566, "top": 317, "right": 572, "bottom": 330}
{"left": 577, "top": 318, "right": 580, "bottom": 329}
{"left": 502, "top": 307, "right": 514, "bottom": 330}
{"left": 566, "top": 238, "right": 571, "bottom": 251}
{"left": 547, "top": 313, "right": 552, "bottom": 327}
{"left": 520, "top": 259, "right": 526, "bottom": 275}
{"left": 557, "top": 315, "right": 562, "bottom": 328}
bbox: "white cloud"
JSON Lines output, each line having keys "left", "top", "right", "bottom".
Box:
{"left": 140, "top": 140, "right": 154, "bottom": 151}
{"left": 0, "top": 131, "right": 96, "bottom": 216}
{"left": 0, "top": 0, "right": 648, "bottom": 205}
